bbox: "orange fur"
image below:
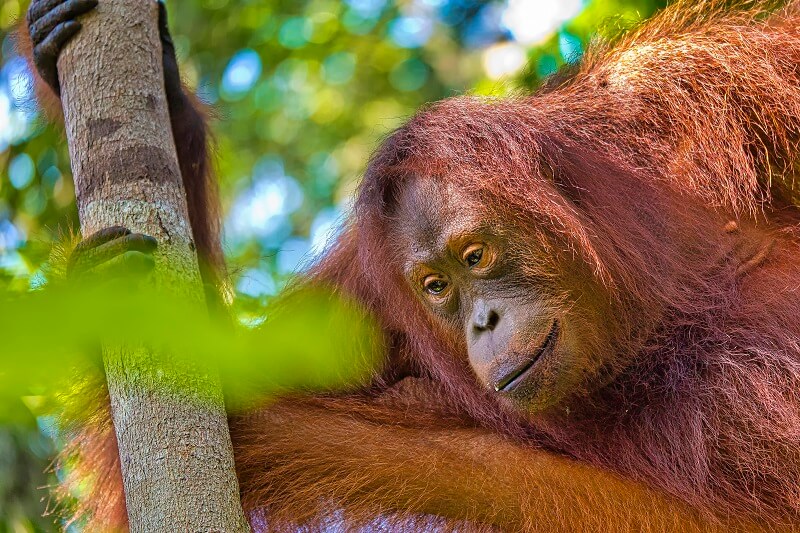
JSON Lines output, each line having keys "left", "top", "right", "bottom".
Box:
{"left": 26, "top": 1, "right": 800, "bottom": 531}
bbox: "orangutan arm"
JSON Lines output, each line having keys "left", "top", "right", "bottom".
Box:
{"left": 232, "top": 384, "right": 743, "bottom": 533}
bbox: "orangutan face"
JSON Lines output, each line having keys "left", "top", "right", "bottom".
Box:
{"left": 393, "top": 177, "right": 615, "bottom": 413}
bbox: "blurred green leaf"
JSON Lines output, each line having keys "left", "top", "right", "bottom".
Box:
{"left": 0, "top": 280, "right": 382, "bottom": 413}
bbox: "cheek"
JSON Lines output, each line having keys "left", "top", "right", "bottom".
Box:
{"left": 500, "top": 298, "right": 616, "bottom": 412}
{"left": 562, "top": 297, "right": 613, "bottom": 352}
{"left": 499, "top": 323, "right": 597, "bottom": 412}
{"left": 545, "top": 307, "right": 618, "bottom": 400}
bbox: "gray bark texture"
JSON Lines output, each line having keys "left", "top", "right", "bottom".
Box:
{"left": 57, "top": 1, "right": 249, "bottom": 530}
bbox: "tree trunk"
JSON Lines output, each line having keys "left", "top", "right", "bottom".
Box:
{"left": 57, "top": 1, "right": 249, "bottom": 530}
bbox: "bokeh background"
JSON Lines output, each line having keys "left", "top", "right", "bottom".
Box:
{"left": 0, "top": 0, "right": 666, "bottom": 529}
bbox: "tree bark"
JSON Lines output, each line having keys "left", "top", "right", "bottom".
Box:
{"left": 57, "top": 1, "right": 249, "bottom": 530}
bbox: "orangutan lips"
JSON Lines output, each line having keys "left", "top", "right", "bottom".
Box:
{"left": 495, "top": 320, "right": 559, "bottom": 392}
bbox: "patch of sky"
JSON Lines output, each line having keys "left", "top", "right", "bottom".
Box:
{"left": 5, "top": 57, "right": 33, "bottom": 105}
{"left": 438, "top": 0, "right": 486, "bottom": 26}
{"left": 221, "top": 49, "right": 262, "bottom": 100}
{"left": 9, "top": 153, "right": 34, "bottom": 189}
{"left": 558, "top": 31, "right": 583, "bottom": 62}
{"left": 345, "top": 0, "right": 387, "bottom": 19}
{"left": 482, "top": 42, "right": 527, "bottom": 79}
{"left": 277, "top": 237, "right": 311, "bottom": 275}
{"left": 0, "top": 251, "right": 26, "bottom": 276}
{"left": 502, "top": 0, "right": 584, "bottom": 45}
{"left": 461, "top": 2, "right": 506, "bottom": 49}
{"left": 343, "top": 0, "right": 386, "bottom": 36}
{"left": 236, "top": 266, "right": 277, "bottom": 298}
{"left": 225, "top": 156, "right": 304, "bottom": 247}
{"left": 0, "top": 218, "right": 21, "bottom": 252}
{"left": 0, "top": 91, "right": 17, "bottom": 151}
{"left": 389, "top": 16, "right": 434, "bottom": 48}
{"left": 0, "top": 60, "right": 35, "bottom": 151}
{"left": 309, "top": 206, "right": 346, "bottom": 257}
{"left": 264, "top": 206, "right": 347, "bottom": 277}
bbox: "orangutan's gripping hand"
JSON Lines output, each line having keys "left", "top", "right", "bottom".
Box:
{"left": 27, "top": 0, "right": 182, "bottom": 101}
{"left": 66, "top": 226, "right": 157, "bottom": 281}
{"left": 26, "top": 0, "right": 94, "bottom": 93}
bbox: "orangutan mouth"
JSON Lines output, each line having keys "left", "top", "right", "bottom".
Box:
{"left": 494, "top": 320, "right": 559, "bottom": 392}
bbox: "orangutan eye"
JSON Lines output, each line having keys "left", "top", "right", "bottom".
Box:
{"left": 423, "top": 275, "right": 449, "bottom": 296}
{"left": 463, "top": 244, "right": 484, "bottom": 268}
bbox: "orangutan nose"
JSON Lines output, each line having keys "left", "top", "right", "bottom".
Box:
{"left": 472, "top": 299, "right": 500, "bottom": 333}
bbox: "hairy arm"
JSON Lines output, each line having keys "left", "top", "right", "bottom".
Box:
{"left": 232, "top": 380, "right": 738, "bottom": 533}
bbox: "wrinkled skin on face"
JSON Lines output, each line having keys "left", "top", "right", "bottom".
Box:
{"left": 393, "top": 178, "right": 617, "bottom": 413}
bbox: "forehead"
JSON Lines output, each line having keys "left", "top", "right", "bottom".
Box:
{"left": 392, "top": 178, "right": 483, "bottom": 262}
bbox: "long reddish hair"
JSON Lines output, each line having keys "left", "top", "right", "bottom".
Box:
{"left": 45, "top": 1, "right": 800, "bottom": 529}
{"left": 312, "top": 0, "right": 800, "bottom": 524}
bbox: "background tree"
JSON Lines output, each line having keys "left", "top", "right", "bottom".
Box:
{"left": 0, "top": 0, "right": 666, "bottom": 530}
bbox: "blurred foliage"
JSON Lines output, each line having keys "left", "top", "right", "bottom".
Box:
{"left": 0, "top": 279, "right": 381, "bottom": 411}
{"left": 0, "top": 0, "right": 668, "bottom": 529}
